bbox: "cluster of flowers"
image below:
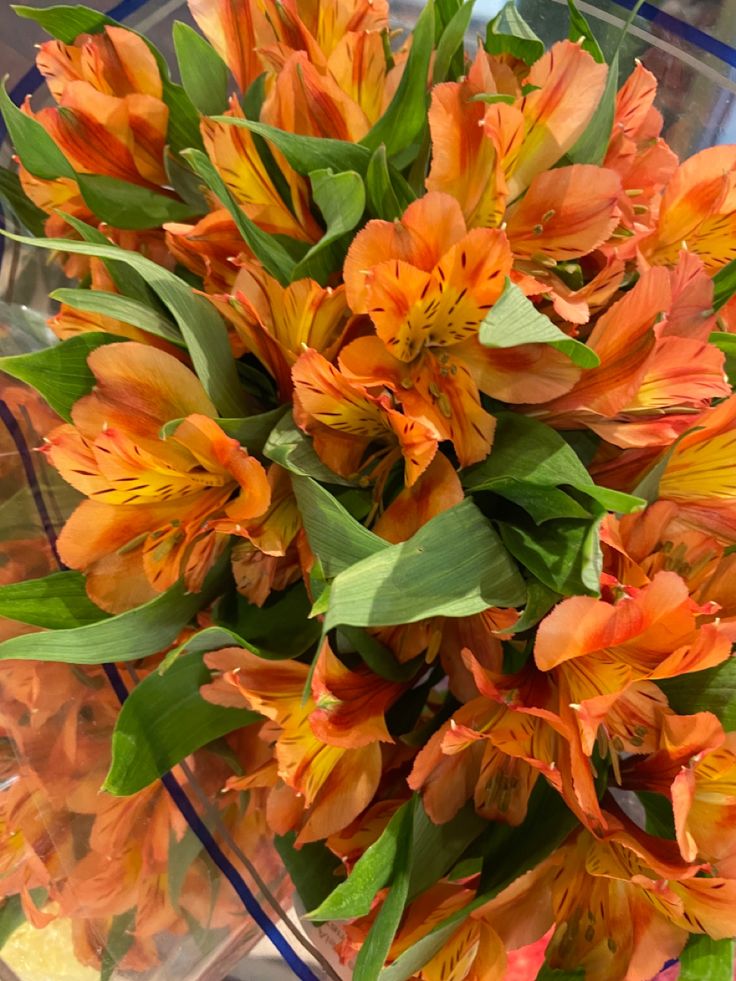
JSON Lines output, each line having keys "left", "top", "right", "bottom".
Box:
{"left": 3, "top": 0, "right": 736, "bottom": 978}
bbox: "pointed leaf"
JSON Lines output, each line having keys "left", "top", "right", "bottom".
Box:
{"left": 50, "top": 289, "right": 182, "bottom": 345}
{"left": 274, "top": 832, "right": 344, "bottom": 914}
{"left": 0, "top": 164, "right": 47, "bottom": 235}
{"left": 361, "top": 1, "right": 435, "bottom": 158}
{"left": 500, "top": 515, "right": 604, "bottom": 597}
{"left": 354, "top": 798, "right": 415, "bottom": 981}
{"left": 567, "top": 53, "right": 618, "bottom": 166}
{"left": 75, "top": 174, "right": 199, "bottom": 229}
{"left": 292, "top": 169, "right": 366, "bottom": 284}
{"left": 0, "top": 571, "right": 108, "bottom": 629}
{"left": 0, "top": 332, "right": 124, "bottom": 421}
{"left": 1, "top": 225, "right": 249, "bottom": 416}
{"left": 0, "top": 78, "right": 74, "bottom": 180}
{"left": 263, "top": 411, "right": 355, "bottom": 484}
{"left": 0, "top": 553, "right": 230, "bottom": 664}
{"left": 480, "top": 279, "right": 599, "bottom": 368}
{"left": 291, "top": 475, "right": 385, "bottom": 578}
{"left": 567, "top": 0, "right": 605, "bottom": 62}
{"left": 173, "top": 21, "right": 229, "bottom": 116}
{"left": 104, "top": 652, "right": 260, "bottom": 795}
{"left": 325, "top": 500, "right": 526, "bottom": 630}
{"left": 433, "top": 0, "right": 476, "bottom": 83}
{"left": 659, "top": 659, "right": 736, "bottom": 731}
{"left": 485, "top": 1, "right": 544, "bottom": 63}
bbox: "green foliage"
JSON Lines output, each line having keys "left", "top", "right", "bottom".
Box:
{"left": 274, "top": 833, "right": 344, "bottom": 915}
{"left": 0, "top": 332, "right": 124, "bottom": 421}
{"left": 50, "top": 289, "right": 182, "bottom": 345}
{"left": 0, "top": 571, "right": 108, "bottom": 628}
{"left": 99, "top": 910, "right": 136, "bottom": 981}
{"left": 711, "top": 331, "right": 736, "bottom": 387}
{"left": 324, "top": 500, "right": 526, "bottom": 630}
{"left": 480, "top": 279, "right": 600, "bottom": 369}
{"left": 433, "top": 0, "right": 476, "bottom": 83}
{"left": 0, "top": 165, "right": 47, "bottom": 235}
{"left": 500, "top": 513, "right": 604, "bottom": 596}
{"left": 0, "top": 554, "right": 230, "bottom": 664}
{"left": 292, "top": 169, "right": 366, "bottom": 284}
{"left": 104, "top": 653, "right": 260, "bottom": 795}
{"left": 1, "top": 226, "right": 248, "bottom": 417}
{"left": 173, "top": 21, "right": 229, "bottom": 116}
{"left": 659, "top": 660, "right": 736, "bottom": 730}
{"left": 679, "top": 935, "right": 734, "bottom": 981}
{"left": 567, "top": 0, "right": 605, "bottom": 62}
{"left": 485, "top": 1, "right": 544, "bottom": 63}
{"left": 361, "top": 1, "right": 435, "bottom": 159}
{"left": 567, "top": 53, "right": 619, "bottom": 166}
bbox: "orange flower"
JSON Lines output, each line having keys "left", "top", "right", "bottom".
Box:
{"left": 30, "top": 27, "right": 169, "bottom": 187}
{"left": 652, "top": 395, "right": 736, "bottom": 544}
{"left": 292, "top": 347, "right": 441, "bottom": 486}
{"left": 623, "top": 712, "right": 736, "bottom": 875}
{"left": 640, "top": 145, "right": 736, "bottom": 271}
{"left": 209, "top": 261, "right": 351, "bottom": 400}
{"left": 532, "top": 253, "right": 729, "bottom": 447}
{"left": 43, "top": 342, "right": 271, "bottom": 611}
{"left": 202, "top": 643, "right": 403, "bottom": 843}
{"left": 427, "top": 41, "right": 608, "bottom": 226}
{"left": 342, "top": 192, "right": 581, "bottom": 465}
{"left": 201, "top": 96, "right": 320, "bottom": 242}
{"left": 164, "top": 209, "right": 250, "bottom": 293}
{"left": 535, "top": 571, "right": 733, "bottom": 770}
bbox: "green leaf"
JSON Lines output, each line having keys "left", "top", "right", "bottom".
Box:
{"left": 311, "top": 799, "right": 412, "bottom": 922}
{"left": 679, "top": 935, "right": 734, "bottom": 981}
{"left": 292, "top": 169, "right": 366, "bottom": 284}
{"left": 567, "top": 0, "right": 605, "bottom": 61}
{"left": 104, "top": 652, "right": 260, "bottom": 795}
{"left": 62, "top": 214, "right": 153, "bottom": 306}
{"left": 433, "top": 0, "right": 476, "bottom": 83}
{"left": 713, "top": 261, "right": 736, "bottom": 312}
{"left": 485, "top": 1, "right": 544, "bottom": 64}
{"left": 1, "top": 225, "right": 248, "bottom": 417}
{"left": 659, "top": 659, "right": 736, "bottom": 730}
{"left": 480, "top": 280, "right": 600, "bottom": 369}
{"left": 637, "top": 791, "right": 676, "bottom": 839}
{"left": 50, "top": 289, "right": 182, "bottom": 345}
{"left": 182, "top": 148, "right": 296, "bottom": 287}
{"left": 74, "top": 174, "right": 199, "bottom": 230}
{"left": 0, "top": 332, "right": 123, "bottom": 421}
{"left": 99, "top": 909, "right": 136, "bottom": 981}
{"left": 274, "top": 832, "right": 344, "bottom": 914}
{"left": 710, "top": 330, "right": 736, "bottom": 387}
{"left": 506, "top": 577, "right": 559, "bottom": 633}
{"left": 500, "top": 514, "right": 603, "bottom": 596}
{"left": 463, "top": 413, "right": 644, "bottom": 517}
{"left": 354, "top": 798, "right": 415, "bottom": 981}
{"left": 165, "top": 148, "right": 210, "bottom": 212}
{"left": 211, "top": 116, "right": 371, "bottom": 176}
{"left": 291, "top": 475, "right": 384, "bottom": 579}
{"left": 339, "top": 626, "right": 421, "bottom": 682}
{"left": 0, "top": 78, "right": 74, "bottom": 180}
{"left": 325, "top": 500, "right": 526, "bottom": 630}
{"left": 12, "top": 3, "right": 115, "bottom": 41}
{"left": 216, "top": 583, "right": 322, "bottom": 659}
{"left": 361, "top": 1, "right": 435, "bottom": 159}
{"left": 168, "top": 828, "right": 206, "bottom": 911}
{"left": 158, "top": 624, "right": 258, "bottom": 673}
{"left": 264, "top": 411, "right": 355, "bottom": 484}
{"left": 0, "top": 571, "right": 108, "bottom": 628}
{"left": 173, "top": 21, "right": 229, "bottom": 116}
{"left": 567, "top": 53, "right": 619, "bottom": 166}
{"left": 366, "top": 146, "right": 404, "bottom": 221}
{"left": 0, "top": 552, "right": 229, "bottom": 664}
{"left": 0, "top": 892, "right": 45, "bottom": 950}
{"left": 0, "top": 165, "right": 47, "bottom": 235}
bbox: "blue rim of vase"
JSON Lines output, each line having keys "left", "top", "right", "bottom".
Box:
{"left": 0, "top": 1, "right": 733, "bottom": 977}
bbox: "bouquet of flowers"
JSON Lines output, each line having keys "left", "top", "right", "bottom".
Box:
{"left": 1, "top": 0, "right": 736, "bottom": 977}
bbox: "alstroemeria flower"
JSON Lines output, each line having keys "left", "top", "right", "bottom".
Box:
{"left": 202, "top": 96, "right": 320, "bottom": 242}
{"left": 187, "top": 0, "right": 388, "bottom": 92}
{"left": 501, "top": 815, "right": 736, "bottom": 981}
{"left": 623, "top": 712, "right": 736, "bottom": 875}
{"left": 209, "top": 261, "right": 351, "bottom": 400}
{"left": 648, "top": 394, "right": 736, "bottom": 544}
{"left": 30, "top": 27, "right": 169, "bottom": 187}
{"left": 202, "top": 643, "right": 404, "bottom": 843}
{"left": 43, "top": 343, "right": 271, "bottom": 612}
{"left": 292, "top": 348, "right": 441, "bottom": 486}
{"left": 640, "top": 145, "right": 736, "bottom": 271}
{"left": 342, "top": 192, "right": 582, "bottom": 465}
{"left": 164, "top": 209, "right": 250, "bottom": 293}
{"left": 532, "top": 253, "right": 729, "bottom": 447}
{"left": 535, "top": 571, "right": 734, "bottom": 767}
{"left": 427, "top": 41, "right": 609, "bottom": 225}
